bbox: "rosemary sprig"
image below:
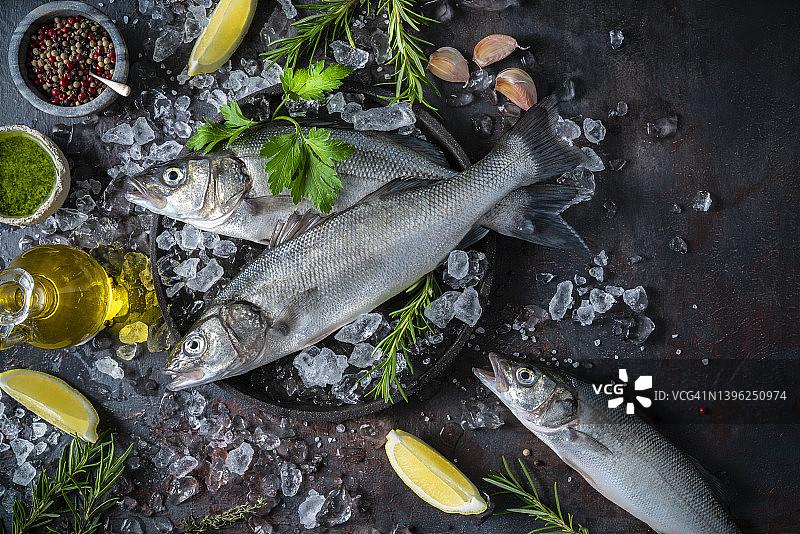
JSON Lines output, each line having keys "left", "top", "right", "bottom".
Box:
{"left": 362, "top": 271, "right": 440, "bottom": 403}
{"left": 483, "top": 457, "right": 590, "bottom": 534}
{"left": 11, "top": 432, "right": 132, "bottom": 534}
{"left": 179, "top": 498, "right": 274, "bottom": 533}
{"left": 262, "top": 0, "right": 439, "bottom": 108}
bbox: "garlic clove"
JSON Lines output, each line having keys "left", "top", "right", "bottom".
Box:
{"left": 426, "top": 47, "right": 470, "bottom": 84}
{"left": 473, "top": 34, "right": 524, "bottom": 68}
{"left": 494, "top": 68, "right": 537, "bottom": 110}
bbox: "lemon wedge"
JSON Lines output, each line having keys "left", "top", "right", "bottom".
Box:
{"left": 385, "top": 429, "right": 487, "bottom": 514}
{"left": 187, "top": 0, "right": 257, "bottom": 76}
{"left": 0, "top": 369, "right": 99, "bottom": 443}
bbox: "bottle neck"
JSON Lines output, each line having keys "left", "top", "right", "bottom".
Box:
{"left": 29, "top": 275, "right": 58, "bottom": 319}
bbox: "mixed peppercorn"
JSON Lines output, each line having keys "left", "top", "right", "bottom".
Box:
{"left": 26, "top": 16, "right": 116, "bottom": 107}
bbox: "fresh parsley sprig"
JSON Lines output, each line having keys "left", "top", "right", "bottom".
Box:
{"left": 483, "top": 457, "right": 590, "bottom": 534}
{"left": 361, "top": 272, "right": 440, "bottom": 404}
{"left": 187, "top": 101, "right": 263, "bottom": 154}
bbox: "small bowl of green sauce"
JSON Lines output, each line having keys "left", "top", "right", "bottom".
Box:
{"left": 0, "top": 125, "right": 70, "bottom": 226}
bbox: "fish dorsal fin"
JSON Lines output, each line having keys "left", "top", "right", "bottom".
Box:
{"left": 454, "top": 227, "right": 490, "bottom": 251}
{"left": 360, "top": 177, "right": 436, "bottom": 202}
{"left": 374, "top": 132, "right": 452, "bottom": 168}
{"left": 272, "top": 287, "right": 318, "bottom": 336}
{"left": 268, "top": 211, "right": 327, "bottom": 249}
{"left": 686, "top": 453, "right": 731, "bottom": 511}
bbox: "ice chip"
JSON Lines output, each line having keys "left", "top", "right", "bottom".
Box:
{"left": 173, "top": 121, "right": 192, "bottom": 138}
{"left": 222, "top": 70, "right": 248, "bottom": 92}
{"left": 555, "top": 117, "right": 581, "bottom": 144}
{"left": 156, "top": 231, "right": 176, "bottom": 250}
{"left": 330, "top": 40, "right": 370, "bottom": 69}
{"left": 31, "top": 422, "right": 47, "bottom": 439}
{"left": 605, "top": 285, "right": 624, "bottom": 297}
{"left": 341, "top": 102, "right": 363, "bottom": 123}
{"left": 353, "top": 102, "right": 415, "bottom": 131}
{"left": 212, "top": 240, "right": 237, "bottom": 258}
{"left": 101, "top": 123, "right": 135, "bottom": 145}
{"left": 55, "top": 208, "right": 88, "bottom": 231}
{"left": 298, "top": 489, "right": 326, "bottom": 529}
{"left": 609, "top": 100, "right": 628, "bottom": 117}
{"left": 170, "top": 455, "right": 199, "bottom": 478}
{"left": 293, "top": 347, "right": 348, "bottom": 388}
{"left": 669, "top": 236, "right": 688, "bottom": 254}
{"left": 132, "top": 117, "right": 155, "bottom": 145}
{"left": 348, "top": 343, "right": 382, "bottom": 368}
{"left": 461, "top": 398, "right": 504, "bottom": 430}
{"left": 95, "top": 356, "right": 124, "bottom": 379}
{"left": 549, "top": 280, "right": 574, "bottom": 321}
{"left": 623, "top": 286, "right": 649, "bottom": 312}
{"left": 174, "top": 257, "right": 201, "bottom": 279}
{"left": 149, "top": 140, "right": 184, "bottom": 163}
{"left": 536, "top": 272, "right": 555, "bottom": 284}
{"left": 175, "top": 95, "right": 191, "bottom": 112}
{"left": 185, "top": 390, "right": 206, "bottom": 417}
{"left": 334, "top": 313, "right": 384, "bottom": 344}
{"left": 225, "top": 442, "right": 254, "bottom": 475}
{"left": 280, "top": 463, "right": 302, "bottom": 496}
{"left": 119, "top": 321, "right": 148, "bottom": 344}
{"left": 186, "top": 259, "right": 224, "bottom": 292}
{"left": 593, "top": 250, "right": 609, "bottom": 266}
{"left": 573, "top": 299, "right": 595, "bottom": 326}
{"left": 153, "top": 27, "right": 182, "bottom": 62}
{"left": 453, "top": 286, "right": 482, "bottom": 327}
{"left": 443, "top": 250, "right": 486, "bottom": 288}
{"left": 580, "top": 147, "right": 605, "bottom": 171}
{"left": 646, "top": 116, "right": 678, "bottom": 138}
{"left": 278, "top": 0, "right": 298, "bottom": 18}
{"left": 424, "top": 291, "right": 460, "bottom": 329}
{"left": 13, "top": 462, "right": 36, "bottom": 486}
{"left": 588, "top": 266, "right": 604, "bottom": 282}
{"left": 513, "top": 305, "right": 548, "bottom": 332}
{"left": 447, "top": 250, "right": 470, "bottom": 279}
{"left": 464, "top": 69, "right": 494, "bottom": 93}
{"left": 609, "top": 29, "right": 624, "bottom": 49}
{"left": 11, "top": 439, "right": 33, "bottom": 466}
{"left": 692, "top": 191, "right": 712, "bottom": 211}
{"left": 582, "top": 117, "right": 606, "bottom": 143}
{"left": 326, "top": 92, "right": 346, "bottom": 114}
{"left": 331, "top": 373, "right": 363, "bottom": 404}
{"left": 75, "top": 194, "right": 96, "bottom": 213}
{"left": 574, "top": 274, "right": 587, "bottom": 286}
{"left": 168, "top": 476, "right": 200, "bottom": 504}
{"left": 153, "top": 447, "right": 177, "bottom": 469}
{"left": 589, "top": 288, "right": 615, "bottom": 313}
{"left": 116, "top": 343, "right": 138, "bottom": 360}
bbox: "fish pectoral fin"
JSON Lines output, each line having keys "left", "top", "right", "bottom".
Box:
{"left": 272, "top": 287, "right": 319, "bottom": 337}
{"left": 243, "top": 195, "right": 299, "bottom": 216}
{"left": 567, "top": 427, "right": 613, "bottom": 456}
{"left": 481, "top": 184, "right": 588, "bottom": 251}
{"left": 454, "top": 226, "right": 490, "bottom": 251}
{"left": 269, "top": 212, "right": 327, "bottom": 249}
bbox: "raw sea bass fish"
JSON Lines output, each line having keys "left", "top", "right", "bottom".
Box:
{"left": 165, "top": 96, "right": 586, "bottom": 389}
{"left": 473, "top": 354, "right": 742, "bottom": 534}
{"left": 125, "top": 122, "right": 459, "bottom": 244}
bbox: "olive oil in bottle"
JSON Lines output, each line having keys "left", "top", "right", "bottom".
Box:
{"left": 0, "top": 244, "right": 126, "bottom": 349}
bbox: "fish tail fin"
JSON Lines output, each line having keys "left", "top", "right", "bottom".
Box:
{"left": 484, "top": 95, "right": 587, "bottom": 187}
{"left": 481, "top": 183, "right": 588, "bottom": 250}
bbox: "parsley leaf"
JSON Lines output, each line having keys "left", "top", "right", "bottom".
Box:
{"left": 187, "top": 101, "right": 263, "bottom": 154}
{"left": 281, "top": 61, "right": 352, "bottom": 102}
{"left": 261, "top": 133, "right": 305, "bottom": 198}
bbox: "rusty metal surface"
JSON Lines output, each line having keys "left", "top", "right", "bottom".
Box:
{"left": 0, "top": 0, "right": 799, "bottom": 533}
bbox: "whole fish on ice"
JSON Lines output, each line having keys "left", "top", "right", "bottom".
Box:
{"left": 165, "top": 96, "right": 587, "bottom": 389}
{"left": 473, "top": 353, "right": 742, "bottom": 534}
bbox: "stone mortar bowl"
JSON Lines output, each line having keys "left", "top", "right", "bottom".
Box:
{"left": 0, "top": 125, "right": 70, "bottom": 226}
{"left": 8, "top": 1, "right": 129, "bottom": 118}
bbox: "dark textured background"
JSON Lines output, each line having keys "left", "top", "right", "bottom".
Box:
{"left": 1, "top": 0, "right": 799, "bottom": 532}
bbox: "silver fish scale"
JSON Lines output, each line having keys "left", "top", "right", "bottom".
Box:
{"left": 530, "top": 376, "right": 741, "bottom": 534}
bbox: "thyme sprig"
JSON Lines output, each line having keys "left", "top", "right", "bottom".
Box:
{"left": 262, "top": 0, "right": 439, "bottom": 108}
{"left": 483, "top": 457, "right": 590, "bottom": 534}
{"left": 10, "top": 432, "right": 132, "bottom": 534}
{"left": 179, "top": 498, "right": 273, "bottom": 533}
{"left": 362, "top": 271, "right": 440, "bottom": 403}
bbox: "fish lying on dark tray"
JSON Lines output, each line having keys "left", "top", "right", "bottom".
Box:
{"left": 164, "top": 95, "right": 588, "bottom": 389}
{"left": 474, "top": 353, "right": 743, "bottom": 534}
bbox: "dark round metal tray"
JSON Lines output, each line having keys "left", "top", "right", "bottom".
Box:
{"left": 149, "top": 83, "right": 495, "bottom": 421}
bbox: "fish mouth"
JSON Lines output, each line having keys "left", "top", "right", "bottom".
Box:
{"left": 473, "top": 352, "right": 508, "bottom": 394}
{"left": 164, "top": 367, "right": 206, "bottom": 391}
{"left": 124, "top": 177, "right": 167, "bottom": 210}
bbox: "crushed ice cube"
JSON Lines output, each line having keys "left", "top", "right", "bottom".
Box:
{"left": 557, "top": 167, "right": 595, "bottom": 202}
{"left": 646, "top": 116, "right": 678, "bottom": 138}
{"left": 149, "top": 140, "right": 184, "bottom": 162}
{"left": 453, "top": 287, "right": 482, "bottom": 327}
{"left": 623, "top": 286, "right": 648, "bottom": 312}
{"left": 461, "top": 398, "right": 504, "bottom": 430}
{"left": 573, "top": 300, "right": 595, "bottom": 326}
{"left": 31, "top": 422, "right": 47, "bottom": 439}
{"left": 589, "top": 288, "right": 615, "bottom": 313}
{"left": 13, "top": 462, "right": 36, "bottom": 486}
{"left": 536, "top": 272, "right": 555, "bottom": 284}
{"left": 341, "top": 102, "right": 363, "bottom": 123}
{"left": 609, "top": 29, "right": 624, "bottom": 49}
{"left": 330, "top": 40, "right": 370, "bottom": 69}
{"left": 11, "top": 439, "right": 33, "bottom": 465}
{"left": 280, "top": 463, "right": 302, "bottom": 496}
{"left": 605, "top": 285, "right": 624, "bottom": 297}
{"left": 692, "top": 191, "right": 712, "bottom": 211}
{"left": 174, "top": 257, "right": 200, "bottom": 279}
{"left": 278, "top": 0, "right": 297, "bottom": 18}
{"left": 156, "top": 231, "right": 175, "bottom": 250}
{"left": 669, "top": 236, "right": 688, "bottom": 254}
{"left": 153, "top": 27, "right": 182, "bottom": 62}
{"left": 580, "top": 147, "right": 605, "bottom": 171}
{"left": 588, "top": 266, "right": 604, "bottom": 282}
{"left": 582, "top": 117, "right": 606, "bottom": 143}
{"left": 299, "top": 489, "right": 326, "bottom": 529}
{"left": 348, "top": 343, "right": 382, "bottom": 368}
{"left": 331, "top": 374, "right": 363, "bottom": 404}
{"left": 447, "top": 250, "right": 470, "bottom": 279}
{"left": 619, "top": 316, "right": 655, "bottom": 344}
{"left": 609, "top": 158, "right": 627, "bottom": 171}
{"left": 186, "top": 259, "right": 224, "bottom": 292}
{"left": 55, "top": 208, "right": 88, "bottom": 231}
{"left": 169, "top": 455, "right": 199, "bottom": 478}
{"left": 153, "top": 447, "right": 177, "bottom": 469}
{"left": 175, "top": 95, "right": 191, "bottom": 112}
{"left": 555, "top": 117, "right": 581, "bottom": 144}
{"left": 443, "top": 250, "right": 486, "bottom": 288}
{"left": 132, "top": 117, "right": 155, "bottom": 145}
{"left": 464, "top": 69, "right": 494, "bottom": 93}
{"left": 335, "top": 313, "right": 384, "bottom": 344}
{"left": 353, "top": 102, "right": 415, "bottom": 132}
{"left": 119, "top": 321, "right": 148, "bottom": 344}
{"left": 513, "top": 305, "right": 548, "bottom": 332}
{"left": 593, "top": 250, "right": 608, "bottom": 266}
{"left": 326, "top": 92, "right": 346, "bottom": 114}
{"left": 609, "top": 100, "right": 628, "bottom": 117}
{"left": 293, "top": 347, "right": 348, "bottom": 388}
{"left": 225, "top": 442, "right": 254, "bottom": 475}
{"left": 95, "top": 356, "right": 124, "bottom": 379}
{"left": 101, "top": 123, "right": 135, "bottom": 145}
{"left": 185, "top": 390, "right": 206, "bottom": 417}
{"left": 424, "top": 291, "right": 460, "bottom": 329}
{"left": 549, "top": 281, "right": 574, "bottom": 321}
{"left": 574, "top": 274, "right": 587, "bottom": 286}
{"left": 212, "top": 240, "right": 237, "bottom": 258}
{"left": 168, "top": 476, "right": 200, "bottom": 504}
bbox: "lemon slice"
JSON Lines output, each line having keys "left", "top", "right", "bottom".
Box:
{"left": 385, "top": 429, "right": 487, "bottom": 514}
{"left": 0, "top": 369, "right": 99, "bottom": 443}
{"left": 187, "top": 0, "right": 258, "bottom": 76}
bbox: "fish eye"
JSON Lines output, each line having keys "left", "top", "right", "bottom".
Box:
{"left": 183, "top": 332, "right": 206, "bottom": 355}
{"left": 162, "top": 167, "right": 185, "bottom": 186}
{"left": 516, "top": 367, "right": 536, "bottom": 386}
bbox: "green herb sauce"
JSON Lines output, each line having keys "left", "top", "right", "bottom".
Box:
{"left": 0, "top": 134, "right": 56, "bottom": 217}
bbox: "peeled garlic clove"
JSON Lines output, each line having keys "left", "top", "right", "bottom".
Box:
{"left": 473, "top": 34, "right": 523, "bottom": 68}
{"left": 427, "top": 47, "right": 470, "bottom": 84}
{"left": 494, "top": 68, "right": 537, "bottom": 110}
